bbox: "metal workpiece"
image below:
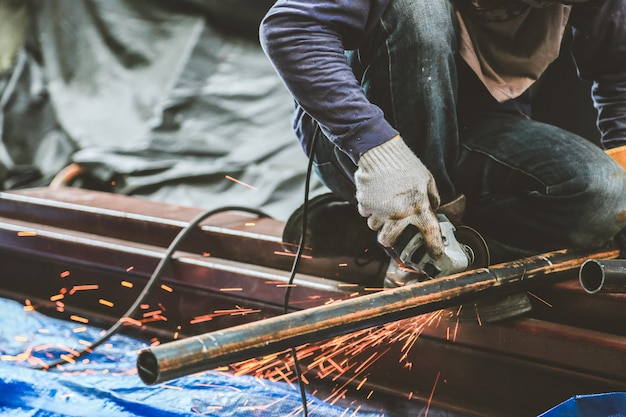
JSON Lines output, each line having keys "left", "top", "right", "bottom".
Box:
{"left": 579, "top": 258, "right": 626, "bottom": 294}
{"left": 137, "top": 246, "right": 619, "bottom": 385}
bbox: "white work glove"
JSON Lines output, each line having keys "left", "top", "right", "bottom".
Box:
{"left": 355, "top": 136, "right": 445, "bottom": 258}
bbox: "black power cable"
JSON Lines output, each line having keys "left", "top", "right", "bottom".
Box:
{"left": 282, "top": 131, "right": 319, "bottom": 417}
{"left": 36, "top": 141, "right": 318, "bottom": 416}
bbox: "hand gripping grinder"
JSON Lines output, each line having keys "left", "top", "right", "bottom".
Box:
{"left": 383, "top": 214, "right": 490, "bottom": 285}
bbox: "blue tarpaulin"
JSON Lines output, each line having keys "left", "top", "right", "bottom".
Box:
{"left": 539, "top": 393, "right": 626, "bottom": 417}
{"left": 0, "top": 297, "right": 389, "bottom": 417}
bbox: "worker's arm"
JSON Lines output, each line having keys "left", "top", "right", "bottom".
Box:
{"left": 260, "top": 0, "right": 444, "bottom": 255}
{"left": 259, "top": 0, "right": 397, "bottom": 164}
{"left": 571, "top": 0, "right": 626, "bottom": 151}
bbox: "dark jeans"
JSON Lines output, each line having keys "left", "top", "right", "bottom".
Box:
{"left": 312, "top": 0, "right": 626, "bottom": 262}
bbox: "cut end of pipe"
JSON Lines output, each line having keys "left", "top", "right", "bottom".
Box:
{"left": 137, "top": 349, "right": 159, "bottom": 385}
{"left": 579, "top": 259, "right": 604, "bottom": 294}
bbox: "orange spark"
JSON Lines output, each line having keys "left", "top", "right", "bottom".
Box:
{"left": 69, "top": 315, "right": 89, "bottom": 324}
{"left": 120, "top": 317, "right": 143, "bottom": 327}
{"left": 17, "top": 231, "right": 37, "bottom": 237}
{"left": 69, "top": 285, "right": 99, "bottom": 295}
{"left": 160, "top": 284, "right": 173, "bottom": 292}
{"left": 355, "top": 377, "right": 368, "bottom": 391}
{"left": 60, "top": 354, "right": 76, "bottom": 364}
{"left": 126, "top": 266, "right": 135, "bottom": 272}
{"left": 219, "top": 288, "right": 243, "bottom": 292}
{"left": 60, "top": 271, "right": 70, "bottom": 278}
{"left": 527, "top": 291, "right": 553, "bottom": 307}
{"left": 225, "top": 175, "right": 257, "bottom": 190}
{"left": 34, "top": 343, "right": 53, "bottom": 352}
{"left": 99, "top": 299, "right": 114, "bottom": 307}
{"left": 50, "top": 294, "right": 64, "bottom": 302}
{"left": 189, "top": 314, "right": 213, "bottom": 325}
{"left": 273, "top": 250, "right": 313, "bottom": 259}
{"left": 121, "top": 281, "right": 133, "bottom": 288}
{"left": 423, "top": 371, "right": 441, "bottom": 417}
{"left": 474, "top": 304, "right": 483, "bottom": 326}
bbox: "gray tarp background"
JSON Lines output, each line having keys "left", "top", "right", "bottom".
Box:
{"left": 0, "top": 0, "right": 327, "bottom": 220}
{"left": 0, "top": 0, "right": 597, "bottom": 220}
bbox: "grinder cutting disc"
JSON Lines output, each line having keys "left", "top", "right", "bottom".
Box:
{"left": 454, "top": 225, "right": 490, "bottom": 270}
{"left": 446, "top": 225, "right": 533, "bottom": 323}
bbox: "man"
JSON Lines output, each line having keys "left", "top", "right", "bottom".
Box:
{"left": 259, "top": 0, "right": 626, "bottom": 293}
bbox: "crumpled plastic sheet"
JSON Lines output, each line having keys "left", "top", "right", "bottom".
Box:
{"left": 538, "top": 392, "right": 626, "bottom": 417}
{"left": 0, "top": 297, "right": 386, "bottom": 417}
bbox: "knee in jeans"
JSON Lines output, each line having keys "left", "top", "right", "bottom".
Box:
{"left": 384, "top": 0, "right": 455, "bottom": 53}
{"left": 565, "top": 165, "right": 626, "bottom": 248}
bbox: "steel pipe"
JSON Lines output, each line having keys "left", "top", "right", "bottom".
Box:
{"left": 579, "top": 258, "right": 626, "bottom": 294}
{"left": 137, "top": 246, "right": 619, "bottom": 385}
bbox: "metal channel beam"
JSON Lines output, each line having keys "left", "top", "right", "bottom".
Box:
{"left": 0, "top": 188, "right": 385, "bottom": 285}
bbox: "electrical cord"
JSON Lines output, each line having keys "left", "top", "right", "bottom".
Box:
{"left": 281, "top": 131, "right": 319, "bottom": 417}
{"left": 36, "top": 140, "right": 318, "bottom": 416}
{"left": 36, "top": 205, "right": 270, "bottom": 370}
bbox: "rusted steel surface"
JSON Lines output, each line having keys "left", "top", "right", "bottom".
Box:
{"left": 0, "top": 188, "right": 385, "bottom": 285}
{"left": 1, "top": 187, "right": 625, "bottom": 417}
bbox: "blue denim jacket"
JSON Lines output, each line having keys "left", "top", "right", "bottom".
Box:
{"left": 260, "top": 0, "right": 626, "bottom": 160}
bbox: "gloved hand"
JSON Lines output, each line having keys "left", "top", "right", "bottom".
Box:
{"left": 354, "top": 136, "right": 445, "bottom": 258}
{"left": 606, "top": 145, "right": 626, "bottom": 170}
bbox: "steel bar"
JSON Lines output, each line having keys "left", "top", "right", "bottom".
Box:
{"left": 137, "top": 245, "right": 619, "bottom": 385}
{"left": 579, "top": 258, "right": 626, "bottom": 294}
{"left": 0, "top": 188, "right": 384, "bottom": 284}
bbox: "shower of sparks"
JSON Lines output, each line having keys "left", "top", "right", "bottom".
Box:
{"left": 229, "top": 310, "right": 446, "bottom": 408}
{"left": 10, "top": 261, "right": 465, "bottom": 416}
{"left": 225, "top": 175, "right": 257, "bottom": 190}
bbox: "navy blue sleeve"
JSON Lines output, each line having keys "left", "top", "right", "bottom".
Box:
{"left": 571, "top": 0, "right": 626, "bottom": 149}
{"left": 259, "top": 0, "right": 398, "bottom": 163}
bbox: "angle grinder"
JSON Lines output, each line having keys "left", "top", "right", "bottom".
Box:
{"left": 383, "top": 215, "right": 533, "bottom": 323}
{"left": 383, "top": 213, "right": 490, "bottom": 282}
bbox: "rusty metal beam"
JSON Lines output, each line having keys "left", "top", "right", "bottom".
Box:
{"left": 0, "top": 188, "right": 384, "bottom": 285}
